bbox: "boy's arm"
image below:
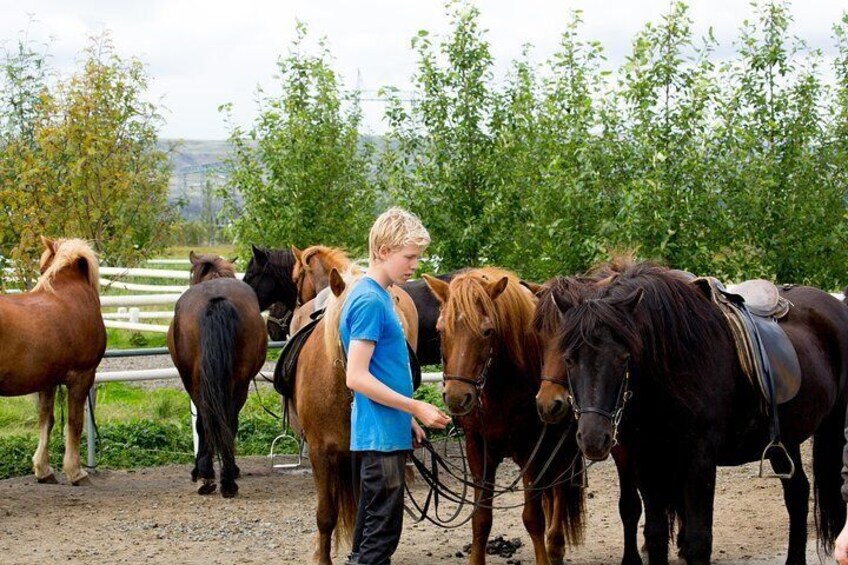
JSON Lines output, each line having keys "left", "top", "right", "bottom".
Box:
{"left": 346, "top": 339, "right": 450, "bottom": 429}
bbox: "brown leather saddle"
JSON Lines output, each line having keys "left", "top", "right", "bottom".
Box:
{"left": 273, "top": 308, "right": 422, "bottom": 399}
{"left": 693, "top": 277, "right": 801, "bottom": 408}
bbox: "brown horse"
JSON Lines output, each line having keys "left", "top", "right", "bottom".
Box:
{"left": 289, "top": 267, "right": 418, "bottom": 564}
{"left": 0, "top": 236, "right": 105, "bottom": 485}
{"left": 424, "top": 268, "right": 585, "bottom": 565}
{"left": 168, "top": 252, "right": 267, "bottom": 497}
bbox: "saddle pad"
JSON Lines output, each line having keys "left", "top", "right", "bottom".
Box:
{"left": 273, "top": 314, "right": 322, "bottom": 398}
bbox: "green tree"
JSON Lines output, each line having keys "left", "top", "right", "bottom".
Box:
{"left": 1, "top": 33, "right": 174, "bottom": 285}
{"left": 380, "top": 1, "right": 498, "bottom": 271}
{"left": 221, "top": 22, "right": 375, "bottom": 256}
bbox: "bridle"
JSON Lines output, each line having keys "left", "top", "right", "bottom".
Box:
{"left": 567, "top": 366, "right": 633, "bottom": 445}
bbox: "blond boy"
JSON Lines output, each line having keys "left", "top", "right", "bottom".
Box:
{"left": 342, "top": 208, "right": 450, "bottom": 565}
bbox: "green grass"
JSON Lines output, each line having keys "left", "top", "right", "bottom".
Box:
{"left": 0, "top": 381, "right": 290, "bottom": 479}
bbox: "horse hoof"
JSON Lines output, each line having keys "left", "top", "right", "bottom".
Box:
{"left": 221, "top": 483, "right": 239, "bottom": 498}
{"left": 191, "top": 467, "right": 199, "bottom": 482}
{"left": 36, "top": 473, "right": 58, "bottom": 484}
{"left": 197, "top": 480, "right": 217, "bottom": 495}
{"left": 234, "top": 465, "right": 241, "bottom": 479}
{"left": 71, "top": 475, "right": 92, "bottom": 486}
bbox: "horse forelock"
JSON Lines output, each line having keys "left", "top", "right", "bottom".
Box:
{"left": 444, "top": 267, "right": 539, "bottom": 372}
{"left": 34, "top": 238, "right": 100, "bottom": 294}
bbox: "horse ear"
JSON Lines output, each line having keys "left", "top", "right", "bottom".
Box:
{"left": 520, "top": 280, "right": 543, "bottom": 296}
{"left": 329, "top": 268, "right": 346, "bottom": 297}
{"left": 292, "top": 246, "right": 304, "bottom": 265}
{"left": 618, "top": 288, "right": 644, "bottom": 313}
{"left": 228, "top": 256, "right": 238, "bottom": 266}
{"left": 552, "top": 290, "right": 576, "bottom": 314}
{"left": 423, "top": 274, "right": 450, "bottom": 304}
{"left": 189, "top": 250, "right": 199, "bottom": 266}
{"left": 251, "top": 244, "right": 268, "bottom": 267}
{"left": 40, "top": 235, "right": 56, "bottom": 254}
{"left": 486, "top": 277, "right": 509, "bottom": 301}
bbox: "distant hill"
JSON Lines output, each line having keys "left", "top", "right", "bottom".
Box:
{"left": 159, "top": 136, "right": 386, "bottom": 219}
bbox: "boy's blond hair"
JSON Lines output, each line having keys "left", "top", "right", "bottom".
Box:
{"left": 368, "top": 207, "right": 430, "bottom": 262}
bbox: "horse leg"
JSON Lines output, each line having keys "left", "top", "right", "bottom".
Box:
{"left": 64, "top": 372, "right": 94, "bottom": 485}
{"left": 521, "top": 473, "right": 552, "bottom": 565}
{"left": 32, "top": 386, "right": 57, "bottom": 483}
{"left": 641, "top": 484, "right": 671, "bottom": 565}
{"left": 545, "top": 488, "right": 566, "bottom": 565}
{"left": 678, "top": 448, "right": 717, "bottom": 565}
{"left": 613, "top": 448, "right": 643, "bottom": 565}
{"left": 310, "top": 446, "right": 338, "bottom": 565}
{"left": 219, "top": 383, "right": 249, "bottom": 498}
{"left": 194, "top": 411, "right": 217, "bottom": 495}
{"left": 467, "top": 440, "right": 497, "bottom": 565}
{"left": 774, "top": 443, "right": 808, "bottom": 565}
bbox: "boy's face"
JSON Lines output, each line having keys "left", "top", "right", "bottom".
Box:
{"left": 377, "top": 244, "right": 424, "bottom": 285}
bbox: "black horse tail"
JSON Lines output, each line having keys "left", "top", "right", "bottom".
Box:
{"left": 200, "top": 297, "right": 240, "bottom": 465}
{"left": 812, "top": 397, "right": 847, "bottom": 553}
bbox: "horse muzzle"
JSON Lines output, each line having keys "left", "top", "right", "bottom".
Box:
{"left": 576, "top": 415, "right": 614, "bottom": 461}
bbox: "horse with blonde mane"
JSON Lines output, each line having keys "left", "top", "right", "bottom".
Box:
{"left": 282, "top": 266, "right": 418, "bottom": 564}
{"left": 168, "top": 252, "right": 267, "bottom": 497}
{"left": 0, "top": 236, "right": 105, "bottom": 485}
{"left": 424, "top": 268, "right": 585, "bottom": 565}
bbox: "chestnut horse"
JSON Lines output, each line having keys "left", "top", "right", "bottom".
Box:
{"left": 168, "top": 252, "right": 267, "bottom": 497}
{"left": 0, "top": 236, "right": 105, "bottom": 485}
{"left": 287, "top": 267, "right": 418, "bottom": 564}
{"left": 424, "top": 268, "right": 585, "bottom": 565}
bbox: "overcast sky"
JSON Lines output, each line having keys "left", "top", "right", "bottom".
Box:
{"left": 2, "top": 1, "right": 845, "bottom": 140}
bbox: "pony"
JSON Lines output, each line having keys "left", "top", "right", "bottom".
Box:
{"left": 242, "top": 245, "right": 298, "bottom": 340}
{"left": 286, "top": 267, "right": 418, "bottom": 564}
{"left": 168, "top": 252, "right": 268, "bottom": 497}
{"left": 0, "top": 236, "right": 105, "bottom": 485}
{"left": 424, "top": 268, "right": 585, "bottom": 565}
{"left": 530, "top": 274, "right": 644, "bottom": 565}
{"left": 552, "top": 259, "right": 848, "bottom": 565}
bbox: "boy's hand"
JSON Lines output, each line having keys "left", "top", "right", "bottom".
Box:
{"left": 412, "top": 420, "right": 426, "bottom": 448}
{"left": 413, "top": 400, "right": 451, "bottom": 429}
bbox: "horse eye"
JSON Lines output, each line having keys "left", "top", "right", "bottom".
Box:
{"left": 482, "top": 328, "right": 494, "bottom": 337}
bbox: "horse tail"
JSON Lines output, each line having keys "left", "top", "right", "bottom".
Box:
{"left": 199, "top": 297, "right": 240, "bottom": 465}
{"left": 812, "top": 397, "right": 847, "bottom": 553}
{"left": 334, "top": 454, "right": 358, "bottom": 548}
{"left": 561, "top": 481, "right": 586, "bottom": 546}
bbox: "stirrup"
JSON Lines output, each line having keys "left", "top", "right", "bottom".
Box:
{"left": 758, "top": 440, "right": 795, "bottom": 479}
{"left": 269, "top": 431, "right": 307, "bottom": 470}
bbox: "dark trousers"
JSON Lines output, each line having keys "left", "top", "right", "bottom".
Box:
{"left": 347, "top": 450, "right": 407, "bottom": 565}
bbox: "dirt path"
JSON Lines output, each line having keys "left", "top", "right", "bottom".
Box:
{"left": 0, "top": 442, "right": 829, "bottom": 564}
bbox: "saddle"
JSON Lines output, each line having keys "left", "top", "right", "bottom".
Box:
{"left": 693, "top": 277, "right": 801, "bottom": 408}
{"left": 272, "top": 307, "right": 422, "bottom": 400}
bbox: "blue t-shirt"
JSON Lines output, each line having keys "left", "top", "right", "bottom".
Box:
{"left": 340, "top": 276, "right": 413, "bottom": 452}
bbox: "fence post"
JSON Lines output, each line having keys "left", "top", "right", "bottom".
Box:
{"left": 86, "top": 385, "right": 97, "bottom": 468}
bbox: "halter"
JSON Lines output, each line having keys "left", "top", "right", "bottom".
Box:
{"left": 442, "top": 344, "right": 494, "bottom": 404}
{"left": 567, "top": 366, "right": 633, "bottom": 445}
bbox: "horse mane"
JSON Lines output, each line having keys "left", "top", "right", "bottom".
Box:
{"left": 322, "top": 268, "right": 364, "bottom": 362}
{"left": 561, "top": 260, "right": 727, "bottom": 410}
{"left": 533, "top": 253, "right": 637, "bottom": 337}
{"left": 34, "top": 238, "right": 100, "bottom": 294}
{"left": 301, "top": 245, "right": 353, "bottom": 273}
{"left": 444, "top": 267, "right": 539, "bottom": 373}
{"left": 191, "top": 254, "right": 236, "bottom": 284}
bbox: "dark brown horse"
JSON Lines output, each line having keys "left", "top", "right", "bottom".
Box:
{"left": 530, "top": 275, "right": 644, "bottom": 565}
{"left": 168, "top": 252, "right": 267, "bottom": 497}
{"left": 425, "top": 268, "right": 585, "bottom": 565}
{"left": 0, "top": 236, "right": 105, "bottom": 485}
{"left": 551, "top": 259, "right": 848, "bottom": 564}
{"left": 242, "top": 245, "right": 298, "bottom": 340}
{"left": 288, "top": 267, "right": 418, "bottom": 564}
